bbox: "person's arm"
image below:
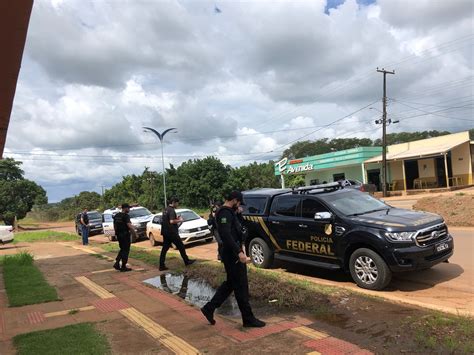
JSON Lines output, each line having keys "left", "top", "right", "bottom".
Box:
{"left": 125, "top": 215, "right": 138, "bottom": 240}
{"left": 169, "top": 209, "right": 183, "bottom": 224}
{"left": 218, "top": 210, "right": 244, "bottom": 262}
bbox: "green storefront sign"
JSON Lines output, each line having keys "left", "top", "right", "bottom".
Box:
{"left": 274, "top": 147, "right": 382, "bottom": 176}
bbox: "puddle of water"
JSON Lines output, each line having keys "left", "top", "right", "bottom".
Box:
{"left": 143, "top": 274, "right": 241, "bottom": 317}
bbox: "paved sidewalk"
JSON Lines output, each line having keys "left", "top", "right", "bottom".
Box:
{"left": 0, "top": 243, "right": 372, "bottom": 354}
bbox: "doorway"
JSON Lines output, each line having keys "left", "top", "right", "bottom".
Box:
{"left": 367, "top": 169, "right": 381, "bottom": 191}
{"left": 404, "top": 160, "right": 419, "bottom": 189}
{"left": 435, "top": 155, "right": 453, "bottom": 187}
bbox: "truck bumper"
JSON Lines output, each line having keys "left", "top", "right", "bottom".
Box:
{"left": 385, "top": 235, "right": 454, "bottom": 272}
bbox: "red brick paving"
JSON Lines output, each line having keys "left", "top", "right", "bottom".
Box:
{"left": 304, "top": 337, "right": 371, "bottom": 354}
{"left": 26, "top": 311, "right": 45, "bottom": 325}
{"left": 116, "top": 274, "right": 315, "bottom": 343}
{"left": 92, "top": 298, "right": 130, "bottom": 313}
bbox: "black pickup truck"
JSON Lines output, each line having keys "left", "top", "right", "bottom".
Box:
{"left": 241, "top": 183, "right": 454, "bottom": 290}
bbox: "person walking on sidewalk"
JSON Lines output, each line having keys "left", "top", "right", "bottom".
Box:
{"left": 159, "top": 197, "right": 196, "bottom": 271}
{"left": 80, "top": 208, "right": 90, "bottom": 246}
{"left": 113, "top": 203, "right": 137, "bottom": 272}
{"left": 201, "top": 191, "right": 265, "bottom": 328}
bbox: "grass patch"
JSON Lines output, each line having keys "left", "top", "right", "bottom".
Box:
{"left": 13, "top": 323, "right": 110, "bottom": 355}
{"left": 2, "top": 252, "right": 59, "bottom": 307}
{"left": 13, "top": 230, "right": 77, "bottom": 244}
{"left": 69, "top": 309, "right": 79, "bottom": 315}
{"left": 412, "top": 313, "right": 474, "bottom": 353}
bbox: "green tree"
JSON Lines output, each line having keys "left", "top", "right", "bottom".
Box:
{"left": 0, "top": 159, "right": 47, "bottom": 225}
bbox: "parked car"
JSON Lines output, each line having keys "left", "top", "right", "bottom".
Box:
{"left": 146, "top": 208, "right": 214, "bottom": 247}
{"left": 75, "top": 211, "right": 104, "bottom": 236}
{"left": 0, "top": 225, "right": 14, "bottom": 244}
{"left": 103, "top": 206, "right": 153, "bottom": 242}
{"left": 241, "top": 183, "right": 453, "bottom": 291}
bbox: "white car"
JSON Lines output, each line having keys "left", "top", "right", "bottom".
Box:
{"left": 146, "top": 209, "right": 213, "bottom": 247}
{"left": 102, "top": 206, "right": 154, "bottom": 242}
{"left": 0, "top": 225, "right": 14, "bottom": 244}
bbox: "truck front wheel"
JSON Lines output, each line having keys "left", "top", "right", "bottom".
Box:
{"left": 249, "top": 238, "right": 274, "bottom": 268}
{"left": 349, "top": 248, "right": 392, "bottom": 290}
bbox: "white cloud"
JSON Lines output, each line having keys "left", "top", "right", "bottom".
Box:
{"left": 5, "top": 0, "right": 473, "bottom": 201}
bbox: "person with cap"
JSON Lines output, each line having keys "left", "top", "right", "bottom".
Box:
{"left": 201, "top": 191, "right": 266, "bottom": 328}
{"left": 79, "top": 208, "right": 90, "bottom": 246}
{"left": 113, "top": 203, "right": 138, "bottom": 272}
{"left": 159, "top": 197, "right": 196, "bottom": 271}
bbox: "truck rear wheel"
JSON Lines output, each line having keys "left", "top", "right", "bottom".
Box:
{"left": 249, "top": 238, "right": 274, "bottom": 268}
{"left": 349, "top": 248, "right": 392, "bottom": 290}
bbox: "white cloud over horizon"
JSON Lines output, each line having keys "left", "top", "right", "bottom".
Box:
{"left": 5, "top": 0, "right": 473, "bottom": 201}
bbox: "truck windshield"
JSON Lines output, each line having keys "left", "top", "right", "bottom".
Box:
{"left": 318, "top": 190, "right": 388, "bottom": 216}
{"left": 129, "top": 208, "right": 152, "bottom": 218}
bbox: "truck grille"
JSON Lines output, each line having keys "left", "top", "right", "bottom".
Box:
{"left": 415, "top": 223, "right": 448, "bottom": 247}
{"left": 188, "top": 226, "right": 209, "bottom": 233}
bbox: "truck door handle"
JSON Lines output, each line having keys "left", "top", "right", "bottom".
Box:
{"left": 271, "top": 221, "right": 280, "bottom": 225}
{"left": 299, "top": 224, "right": 308, "bottom": 228}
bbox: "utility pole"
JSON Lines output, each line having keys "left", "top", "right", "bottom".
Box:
{"left": 376, "top": 67, "right": 395, "bottom": 197}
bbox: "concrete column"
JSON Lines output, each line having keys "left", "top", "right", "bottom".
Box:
{"left": 401, "top": 160, "right": 407, "bottom": 191}
{"left": 444, "top": 153, "right": 450, "bottom": 188}
{"left": 361, "top": 163, "right": 367, "bottom": 184}
{"left": 281, "top": 174, "right": 285, "bottom": 189}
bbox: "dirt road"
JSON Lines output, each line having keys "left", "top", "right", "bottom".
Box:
{"left": 129, "top": 228, "right": 474, "bottom": 317}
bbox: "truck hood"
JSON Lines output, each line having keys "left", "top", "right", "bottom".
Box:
{"left": 348, "top": 208, "right": 444, "bottom": 231}
{"left": 131, "top": 215, "right": 154, "bottom": 224}
{"left": 179, "top": 218, "right": 208, "bottom": 230}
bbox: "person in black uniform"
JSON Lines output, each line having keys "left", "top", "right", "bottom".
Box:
{"left": 113, "top": 203, "right": 137, "bottom": 272}
{"left": 159, "top": 197, "right": 196, "bottom": 271}
{"left": 207, "top": 201, "right": 223, "bottom": 260}
{"left": 201, "top": 191, "right": 265, "bottom": 328}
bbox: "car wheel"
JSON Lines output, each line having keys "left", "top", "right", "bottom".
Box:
{"left": 349, "top": 248, "right": 392, "bottom": 290}
{"left": 76, "top": 227, "right": 81, "bottom": 236}
{"left": 249, "top": 238, "right": 274, "bottom": 268}
{"left": 107, "top": 234, "right": 116, "bottom": 242}
{"left": 149, "top": 233, "right": 158, "bottom": 246}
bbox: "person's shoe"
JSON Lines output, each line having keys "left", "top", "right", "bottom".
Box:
{"left": 185, "top": 259, "right": 196, "bottom": 266}
{"left": 201, "top": 306, "right": 216, "bottom": 325}
{"left": 113, "top": 262, "right": 121, "bottom": 271}
{"left": 159, "top": 265, "right": 169, "bottom": 271}
{"left": 243, "top": 318, "right": 266, "bottom": 328}
{"left": 120, "top": 267, "right": 132, "bottom": 272}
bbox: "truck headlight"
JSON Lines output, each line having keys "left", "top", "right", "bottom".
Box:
{"left": 132, "top": 223, "right": 141, "bottom": 229}
{"left": 180, "top": 229, "right": 190, "bottom": 234}
{"left": 385, "top": 232, "right": 417, "bottom": 242}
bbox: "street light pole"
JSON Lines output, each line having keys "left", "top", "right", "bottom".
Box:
{"left": 143, "top": 127, "right": 177, "bottom": 208}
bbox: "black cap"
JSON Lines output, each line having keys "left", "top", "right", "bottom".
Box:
{"left": 121, "top": 203, "right": 130, "bottom": 209}
{"left": 225, "top": 191, "right": 244, "bottom": 204}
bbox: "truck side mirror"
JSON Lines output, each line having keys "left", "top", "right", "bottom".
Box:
{"left": 314, "top": 212, "right": 333, "bottom": 221}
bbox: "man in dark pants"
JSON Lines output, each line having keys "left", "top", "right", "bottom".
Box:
{"left": 201, "top": 191, "right": 265, "bottom": 328}
{"left": 159, "top": 197, "right": 195, "bottom": 271}
{"left": 113, "top": 203, "right": 137, "bottom": 272}
{"left": 80, "top": 208, "right": 90, "bottom": 246}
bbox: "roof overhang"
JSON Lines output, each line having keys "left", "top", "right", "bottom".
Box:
{"left": 0, "top": 0, "right": 33, "bottom": 157}
{"left": 365, "top": 139, "right": 470, "bottom": 164}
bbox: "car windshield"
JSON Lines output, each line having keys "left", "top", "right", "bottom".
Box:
{"left": 318, "top": 190, "right": 388, "bottom": 216}
{"left": 178, "top": 211, "right": 200, "bottom": 222}
{"left": 129, "top": 208, "right": 152, "bottom": 218}
{"left": 88, "top": 212, "right": 102, "bottom": 220}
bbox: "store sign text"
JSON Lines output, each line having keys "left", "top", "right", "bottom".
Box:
{"left": 276, "top": 157, "right": 314, "bottom": 175}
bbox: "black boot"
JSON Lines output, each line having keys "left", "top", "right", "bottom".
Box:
{"left": 113, "top": 262, "right": 121, "bottom": 271}
{"left": 243, "top": 318, "right": 266, "bottom": 328}
{"left": 201, "top": 305, "right": 216, "bottom": 325}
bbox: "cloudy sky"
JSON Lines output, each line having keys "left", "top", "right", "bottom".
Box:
{"left": 5, "top": 0, "right": 473, "bottom": 202}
